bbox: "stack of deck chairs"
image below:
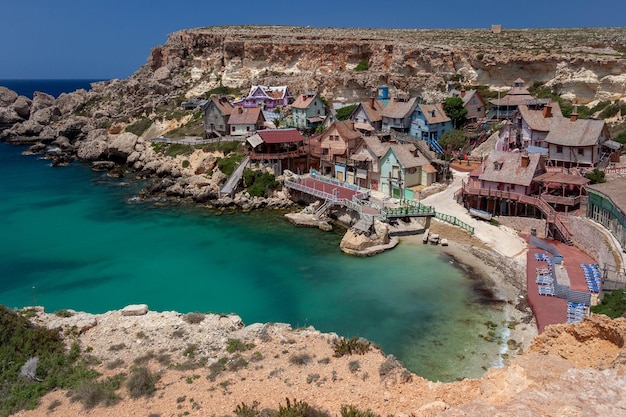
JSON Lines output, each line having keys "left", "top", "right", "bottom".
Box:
{"left": 581, "top": 263, "right": 601, "bottom": 293}
{"left": 567, "top": 302, "right": 588, "bottom": 323}
{"left": 535, "top": 253, "right": 555, "bottom": 296}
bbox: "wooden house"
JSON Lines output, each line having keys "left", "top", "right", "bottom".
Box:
{"left": 318, "top": 120, "right": 362, "bottom": 180}
{"left": 291, "top": 92, "right": 326, "bottom": 129}
{"left": 232, "top": 85, "right": 291, "bottom": 110}
{"left": 497, "top": 101, "right": 561, "bottom": 152}
{"left": 202, "top": 96, "right": 233, "bottom": 138}
{"left": 348, "top": 135, "right": 389, "bottom": 190}
{"left": 379, "top": 143, "right": 437, "bottom": 198}
{"left": 488, "top": 78, "right": 534, "bottom": 120}
{"left": 350, "top": 97, "right": 385, "bottom": 132}
{"left": 453, "top": 89, "right": 487, "bottom": 123}
{"left": 228, "top": 106, "right": 266, "bottom": 136}
{"left": 246, "top": 129, "right": 309, "bottom": 174}
{"left": 544, "top": 113, "right": 610, "bottom": 169}
{"left": 381, "top": 97, "right": 418, "bottom": 133}
{"left": 409, "top": 103, "right": 453, "bottom": 141}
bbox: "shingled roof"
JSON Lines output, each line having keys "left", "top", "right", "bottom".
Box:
{"left": 587, "top": 178, "right": 626, "bottom": 215}
{"left": 209, "top": 96, "right": 233, "bottom": 116}
{"left": 381, "top": 97, "right": 417, "bottom": 119}
{"left": 292, "top": 93, "right": 318, "bottom": 109}
{"left": 544, "top": 118, "right": 607, "bottom": 146}
{"left": 359, "top": 98, "right": 385, "bottom": 122}
{"left": 257, "top": 128, "right": 305, "bottom": 143}
{"left": 477, "top": 150, "right": 543, "bottom": 186}
{"left": 228, "top": 106, "right": 265, "bottom": 125}
{"left": 417, "top": 103, "right": 451, "bottom": 124}
{"left": 387, "top": 143, "right": 430, "bottom": 169}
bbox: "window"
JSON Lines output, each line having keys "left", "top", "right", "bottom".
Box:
{"left": 578, "top": 148, "right": 584, "bottom": 155}
{"left": 231, "top": 126, "right": 235, "bottom": 132}
{"left": 246, "top": 126, "right": 250, "bottom": 132}
{"left": 557, "top": 146, "right": 563, "bottom": 154}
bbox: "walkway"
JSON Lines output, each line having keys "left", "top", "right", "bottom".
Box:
{"left": 220, "top": 156, "right": 250, "bottom": 196}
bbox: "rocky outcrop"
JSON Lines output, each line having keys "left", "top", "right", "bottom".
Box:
{"left": 340, "top": 219, "right": 399, "bottom": 256}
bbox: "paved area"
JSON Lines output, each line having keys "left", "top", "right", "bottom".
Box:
{"left": 300, "top": 177, "right": 365, "bottom": 201}
{"left": 525, "top": 235, "right": 597, "bottom": 332}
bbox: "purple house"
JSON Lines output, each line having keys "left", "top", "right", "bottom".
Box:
{"left": 232, "top": 85, "right": 292, "bottom": 110}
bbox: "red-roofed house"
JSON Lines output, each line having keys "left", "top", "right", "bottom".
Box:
{"left": 228, "top": 106, "right": 266, "bottom": 136}
{"left": 291, "top": 92, "right": 326, "bottom": 129}
{"left": 233, "top": 85, "right": 291, "bottom": 110}
{"left": 246, "top": 129, "right": 309, "bottom": 174}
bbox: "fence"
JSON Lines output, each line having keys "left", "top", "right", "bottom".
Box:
{"left": 435, "top": 212, "right": 474, "bottom": 234}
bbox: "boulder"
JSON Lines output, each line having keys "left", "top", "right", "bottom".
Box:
{"left": 52, "top": 136, "right": 74, "bottom": 150}
{"left": 30, "top": 91, "right": 55, "bottom": 114}
{"left": 92, "top": 161, "right": 116, "bottom": 171}
{"left": 0, "top": 86, "right": 18, "bottom": 106}
{"left": 121, "top": 304, "right": 149, "bottom": 316}
{"left": 76, "top": 132, "right": 109, "bottom": 160}
{"left": 13, "top": 120, "right": 44, "bottom": 137}
{"left": 12, "top": 96, "right": 32, "bottom": 119}
{"left": 56, "top": 89, "right": 89, "bottom": 115}
{"left": 153, "top": 66, "right": 171, "bottom": 81}
{"left": 108, "top": 132, "right": 138, "bottom": 161}
{"left": 0, "top": 107, "right": 23, "bottom": 126}
{"left": 31, "top": 106, "right": 61, "bottom": 125}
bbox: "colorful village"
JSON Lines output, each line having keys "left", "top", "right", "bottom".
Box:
{"left": 178, "top": 78, "right": 626, "bottom": 331}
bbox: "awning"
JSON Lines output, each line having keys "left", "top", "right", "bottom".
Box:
{"left": 246, "top": 134, "right": 263, "bottom": 148}
{"left": 354, "top": 122, "right": 375, "bottom": 131}
{"left": 603, "top": 140, "right": 623, "bottom": 150}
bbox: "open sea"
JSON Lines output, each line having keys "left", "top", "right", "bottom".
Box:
{"left": 0, "top": 80, "right": 508, "bottom": 382}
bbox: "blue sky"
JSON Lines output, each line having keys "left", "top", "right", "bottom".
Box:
{"left": 1, "top": 0, "right": 622, "bottom": 80}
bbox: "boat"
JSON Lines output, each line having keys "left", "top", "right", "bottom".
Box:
{"left": 469, "top": 208, "right": 493, "bottom": 221}
{"left": 429, "top": 233, "right": 440, "bottom": 245}
{"left": 422, "top": 228, "right": 430, "bottom": 244}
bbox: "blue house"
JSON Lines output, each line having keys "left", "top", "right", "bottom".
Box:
{"left": 409, "top": 103, "right": 453, "bottom": 141}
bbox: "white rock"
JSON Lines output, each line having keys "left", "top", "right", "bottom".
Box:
{"left": 121, "top": 304, "right": 149, "bottom": 316}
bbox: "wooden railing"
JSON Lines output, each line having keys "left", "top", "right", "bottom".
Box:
{"left": 461, "top": 182, "right": 573, "bottom": 243}
{"left": 248, "top": 150, "right": 305, "bottom": 160}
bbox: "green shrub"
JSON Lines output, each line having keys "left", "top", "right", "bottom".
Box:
{"left": 235, "top": 400, "right": 260, "bottom": 417}
{"left": 226, "top": 338, "right": 255, "bottom": 353}
{"left": 0, "top": 306, "right": 99, "bottom": 417}
{"left": 70, "top": 374, "right": 125, "bottom": 409}
{"left": 125, "top": 117, "right": 152, "bottom": 136}
{"left": 244, "top": 170, "right": 279, "bottom": 197}
{"left": 276, "top": 398, "right": 329, "bottom": 417}
{"left": 340, "top": 405, "right": 381, "bottom": 417}
{"left": 54, "top": 309, "right": 74, "bottom": 318}
{"left": 585, "top": 168, "right": 606, "bottom": 184}
{"left": 335, "top": 104, "right": 358, "bottom": 121}
{"left": 332, "top": 337, "right": 371, "bottom": 357}
{"left": 217, "top": 153, "right": 244, "bottom": 176}
{"left": 591, "top": 289, "right": 626, "bottom": 318}
{"left": 182, "top": 159, "right": 190, "bottom": 168}
{"left": 208, "top": 357, "right": 228, "bottom": 381}
{"left": 126, "top": 366, "right": 158, "bottom": 398}
{"left": 354, "top": 60, "right": 369, "bottom": 71}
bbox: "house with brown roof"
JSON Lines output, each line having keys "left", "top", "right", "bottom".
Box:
{"left": 448, "top": 87, "right": 487, "bottom": 123}
{"left": 409, "top": 103, "right": 453, "bottom": 142}
{"left": 544, "top": 113, "right": 610, "bottom": 169}
{"left": 381, "top": 97, "right": 418, "bottom": 133}
{"left": 245, "top": 128, "right": 309, "bottom": 174}
{"left": 350, "top": 97, "right": 385, "bottom": 132}
{"left": 379, "top": 142, "right": 437, "bottom": 197}
{"left": 462, "top": 150, "right": 546, "bottom": 214}
{"left": 228, "top": 106, "right": 266, "bottom": 136}
{"left": 497, "top": 101, "right": 562, "bottom": 152}
{"left": 318, "top": 120, "right": 362, "bottom": 180}
{"left": 347, "top": 135, "right": 389, "bottom": 190}
{"left": 291, "top": 92, "right": 326, "bottom": 129}
{"left": 202, "top": 96, "right": 233, "bottom": 137}
{"left": 488, "top": 78, "right": 535, "bottom": 120}
{"left": 232, "top": 85, "right": 292, "bottom": 110}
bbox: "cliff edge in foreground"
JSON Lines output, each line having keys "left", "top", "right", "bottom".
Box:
{"left": 13, "top": 306, "right": 626, "bottom": 417}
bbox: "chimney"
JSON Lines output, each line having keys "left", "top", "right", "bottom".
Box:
{"left": 571, "top": 106, "right": 578, "bottom": 122}
{"left": 521, "top": 153, "right": 530, "bottom": 168}
{"left": 370, "top": 97, "right": 375, "bottom": 109}
{"left": 542, "top": 104, "right": 552, "bottom": 118}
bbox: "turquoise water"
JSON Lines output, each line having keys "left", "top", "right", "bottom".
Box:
{"left": 0, "top": 142, "right": 506, "bottom": 381}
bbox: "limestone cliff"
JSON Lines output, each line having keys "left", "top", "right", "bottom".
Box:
{"left": 151, "top": 26, "right": 626, "bottom": 103}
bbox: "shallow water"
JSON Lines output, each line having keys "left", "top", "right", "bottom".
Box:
{"left": 0, "top": 142, "right": 506, "bottom": 381}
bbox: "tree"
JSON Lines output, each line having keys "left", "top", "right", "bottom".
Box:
{"left": 438, "top": 129, "right": 467, "bottom": 155}
{"left": 444, "top": 97, "right": 467, "bottom": 129}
